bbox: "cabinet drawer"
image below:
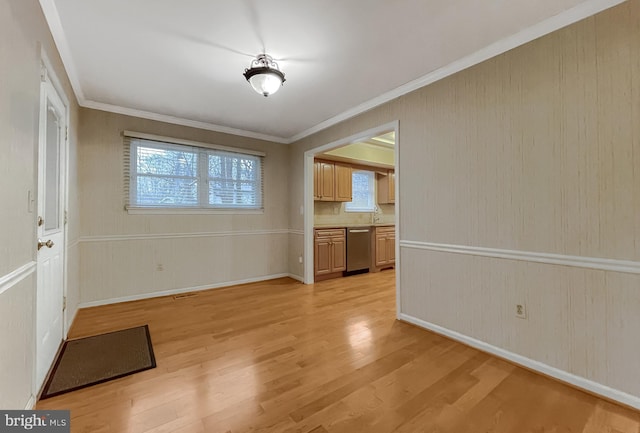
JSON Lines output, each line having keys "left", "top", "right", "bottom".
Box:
{"left": 375, "top": 226, "right": 395, "bottom": 234}
{"left": 315, "top": 229, "right": 345, "bottom": 238}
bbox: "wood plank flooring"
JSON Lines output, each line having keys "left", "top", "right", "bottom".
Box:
{"left": 38, "top": 271, "right": 640, "bottom": 432}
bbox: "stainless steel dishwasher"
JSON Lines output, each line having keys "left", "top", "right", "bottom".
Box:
{"left": 346, "top": 227, "right": 371, "bottom": 273}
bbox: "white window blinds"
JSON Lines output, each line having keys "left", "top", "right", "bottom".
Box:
{"left": 124, "top": 133, "right": 263, "bottom": 210}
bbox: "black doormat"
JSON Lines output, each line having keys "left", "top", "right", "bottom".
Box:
{"left": 40, "top": 325, "right": 156, "bottom": 399}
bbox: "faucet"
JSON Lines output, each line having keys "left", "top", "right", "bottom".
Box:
{"left": 371, "top": 206, "right": 380, "bottom": 224}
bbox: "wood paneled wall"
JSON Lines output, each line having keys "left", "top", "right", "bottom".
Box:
{"left": 288, "top": 0, "right": 640, "bottom": 403}
{"left": 77, "top": 109, "right": 291, "bottom": 304}
{"left": 0, "top": 0, "right": 80, "bottom": 409}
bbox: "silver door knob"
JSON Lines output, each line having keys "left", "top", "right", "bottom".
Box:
{"left": 37, "top": 239, "right": 54, "bottom": 250}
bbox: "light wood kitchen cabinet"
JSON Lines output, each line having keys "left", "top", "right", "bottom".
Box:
{"left": 314, "top": 160, "right": 352, "bottom": 202}
{"left": 334, "top": 163, "right": 352, "bottom": 202}
{"left": 313, "top": 161, "right": 321, "bottom": 200}
{"left": 377, "top": 170, "right": 395, "bottom": 204}
{"left": 372, "top": 225, "right": 395, "bottom": 271}
{"left": 318, "top": 161, "right": 335, "bottom": 201}
{"left": 314, "top": 228, "right": 346, "bottom": 279}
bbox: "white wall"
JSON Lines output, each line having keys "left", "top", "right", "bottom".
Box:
{"left": 0, "top": 0, "right": 80, "bottom": 409}
{"left": 77, "top": 109, "right": 291, "bottom": 305}
{"left": 288, "top": 0, "right": 640, "bottom": 406}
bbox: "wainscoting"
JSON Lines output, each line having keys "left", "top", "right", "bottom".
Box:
{"left": 0, "top": 265, "right": 36, "bottom": 409}
{"left": 78, "top": 229, "right": 291, "bottom": 306}
{"left": 399, "top": 242, "right": 640, "bottom": 408}
{"left": 37, "top": 272, "right": 640, "bottom": 432}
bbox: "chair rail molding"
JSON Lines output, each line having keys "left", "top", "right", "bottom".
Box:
{"left": 79, "top": 229, "right": 290, "bottom": 243}
{"left": 400, "top": 241, "right": 640, "bottom": 275}
{"left": 0, "top": 262, "right": 37, "bottom": 296}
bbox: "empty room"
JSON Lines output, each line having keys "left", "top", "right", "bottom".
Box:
{"left": 1, "top": 0, "right": 639, "bottom": 432}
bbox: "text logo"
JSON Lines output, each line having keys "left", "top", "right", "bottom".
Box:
{"left": 0, "top": 411, "right": 69, "bottom": 432}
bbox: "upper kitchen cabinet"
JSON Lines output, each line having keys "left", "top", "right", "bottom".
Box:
{"left": 377, "top": 170, "right": 395, "bottom": 204}
{"left": 314, "top": 160, "right": 352, "bottom": 202}
{"left": 334, "top": 163, "right": 352, "bottom": 202}
{"left": 315, "top": 161, "right": 334, "bottom": 201}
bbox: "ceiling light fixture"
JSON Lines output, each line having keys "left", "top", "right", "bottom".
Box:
{"left": 243, "top": 54, "right": 286, "bottom": 97}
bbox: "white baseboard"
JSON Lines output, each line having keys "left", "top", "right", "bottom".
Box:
{"left": 24, "top": 394, "right": 35, "bottom": 410}
{"left": 287, "top": 273, "right": 304, "bottom": 283}
{"left": 64, "top": 304, "right": 78, "bottom": 338}
{"left": 398, "top": 313, "right": 640, "bottom": 410}
{"left": 78, "top": 273, "right": 297, "bottom": 308}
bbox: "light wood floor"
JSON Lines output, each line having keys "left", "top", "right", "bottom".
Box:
{"left": 38, "top": 271, "right": 639, "bottom": 433}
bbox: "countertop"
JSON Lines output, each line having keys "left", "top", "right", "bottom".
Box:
{"left": 314, "top": 223, "right": 395, "bottom": 229}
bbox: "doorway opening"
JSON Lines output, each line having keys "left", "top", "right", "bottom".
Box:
{"left": 303, "top": 121, "right": 400, "bottom": 316}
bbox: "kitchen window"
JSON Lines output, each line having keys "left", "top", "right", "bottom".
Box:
{"left": 124, "top": 132, "right": 263, "bottom": 213}
{"left": 345, "top": 170, "right": 375, "bottom": 212}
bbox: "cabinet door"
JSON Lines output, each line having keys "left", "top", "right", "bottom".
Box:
{"left": 319, "top": 162, "right": 335, "bottom": 201}
{"left": 331, "top": 235, "right": 347, "bottom": 272}
{"left": 313, "top": 162, "right": 321, "bottom": 201}
{"left": 386, "top": 233, "right": 396, "bottom": 263}
{"left": 388, "top": 170, "right": 395, "bottom": 203}
{"left": 375, "top": 233, "right": 388, "bottom": 266}
{"left": 377, "top": 172, "right": 391, "bottom": 204}
{"left": 314, "top": 238, "right": 332, "bottom": 275}
{"left": 334, "top": 164, "right": 352, "bottom": 202}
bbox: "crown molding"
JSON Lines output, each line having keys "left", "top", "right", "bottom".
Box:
{"left": 38, "top": 0, "right": 85, "bottom": 102}
{"left": 286, "top": 0, "right": 627, "bottom": 143}
{"left": 40, "top": 0, "right": 625, "bottom": 145}
{"left": 82, "top": 100, "right": 289, "bottom": 144}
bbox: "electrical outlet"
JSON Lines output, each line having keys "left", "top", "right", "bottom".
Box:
{"left": 516, "top": 303, "right": 527, "bottom": 319}
{"left": 298, "top": 255, "right": 303, "bottom": 264}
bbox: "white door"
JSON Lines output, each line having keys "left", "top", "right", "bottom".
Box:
{"left": 36, "top": 77, "right": 67, "bottom": 390}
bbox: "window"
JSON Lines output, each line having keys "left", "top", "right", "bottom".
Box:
{"left": 125, "top": 134, "right": 263, "bottom": 211}
{"left": 345, "top": 170, "right": 375, "bottom": 212}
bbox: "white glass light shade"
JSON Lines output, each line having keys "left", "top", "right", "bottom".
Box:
{"left": 243, "top": 54, "right": 286, "bottom": 97}
{"left": 248, "top": 72, "right": 283, "bottom": 97}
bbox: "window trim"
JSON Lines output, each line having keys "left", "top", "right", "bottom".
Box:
{"left": 124, "top": 132, "right": 264, "bottom": 213}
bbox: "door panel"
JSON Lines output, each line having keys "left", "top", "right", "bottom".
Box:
{"left": 387, "top": 235, "right": 396, "bottom": 263}
{"left": 314, "top": 239, "right": 331, "bottom": 275}
{"left": 334, "top": 164, "right": 352, "bottom": 202}
{"left": 313, "top": 162, "right": 321, "bottom": 200}
{"left": 319, "top": 162, "right": 335, "bottom": 201}
{"left": 331, "top": 236, "right": 346, "bottom": 272}
{"left": 36, "top": 78, "right": 66, "bottom": 391}
{"left": 375, "top": 234, "right": 388, "bottom": 266}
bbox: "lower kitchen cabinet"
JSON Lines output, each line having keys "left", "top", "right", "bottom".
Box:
{"left": 314, "top": 228, "right": 346, "bottom": 280}
{"left": 372, "top": 225, "right": 395, "bottom": 271}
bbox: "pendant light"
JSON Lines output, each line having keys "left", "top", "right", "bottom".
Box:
{"left": 243, "top": 54, "right": 286, "bottom": 97}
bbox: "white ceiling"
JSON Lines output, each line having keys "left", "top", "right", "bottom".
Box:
{"left": 41, "top": 0, "right": 625, "bottom": 143}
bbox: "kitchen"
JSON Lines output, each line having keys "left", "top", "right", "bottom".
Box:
{"left": 313, "top": 131, "right": 396, "bottom": 281}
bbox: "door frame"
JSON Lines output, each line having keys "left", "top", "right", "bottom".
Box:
{"left": 34, "top": 49, "right": 71, "bottom": 395}
{"left": 303, "top": 120, "right": 400, "bottom": 316}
